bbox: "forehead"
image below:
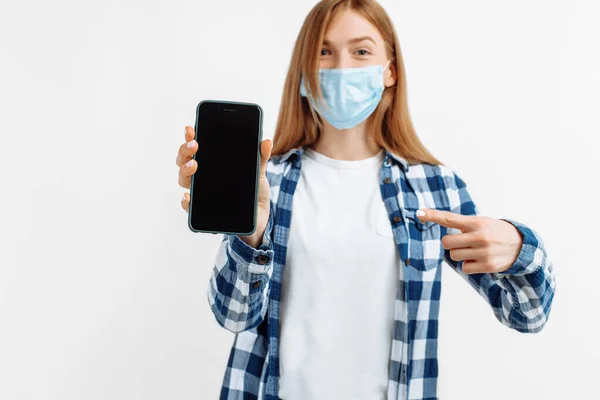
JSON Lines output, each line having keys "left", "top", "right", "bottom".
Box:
{"left": 323, "top": 9, "right": 383, "bottom": 45}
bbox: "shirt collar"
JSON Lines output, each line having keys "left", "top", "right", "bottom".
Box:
{"left": 272, "top": 145, "right": 410, "bottom": 172}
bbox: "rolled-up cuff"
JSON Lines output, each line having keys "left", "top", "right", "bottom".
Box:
{"left": 491, "top": 218, "right": 544, "bottom": 279}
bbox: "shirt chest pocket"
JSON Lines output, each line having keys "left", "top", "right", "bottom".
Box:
{"left": 374, "top": 203, "right": 395, "bottom": 237}
{"left": 402, "top": 208, "right": 443, "bottom": 271}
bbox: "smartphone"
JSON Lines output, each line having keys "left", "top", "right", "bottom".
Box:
{"left": 188, "top": 100, "right": 263, "bottom": 236}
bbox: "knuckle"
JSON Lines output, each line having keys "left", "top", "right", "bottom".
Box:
{"left": 480, "top": 231, "right": 493, "bottom": 245}
{"left": 178, "top": 174, "right": 189, "bottom": 188}
{"left": 478, "top": 254, "right": 491, "bottom": 268}
{"left": 473, "top": 232, "right": 488, "bottom": 245}
{"left": 177, "top": 151, "right": 186, "bottom": 166}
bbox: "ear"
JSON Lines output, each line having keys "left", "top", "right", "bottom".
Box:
{"left": 384, "top": 61, "right": 397, "bottom": 88}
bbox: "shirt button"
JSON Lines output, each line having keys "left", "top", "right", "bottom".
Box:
{"left": 405, "top": 258, "right": 410, "bottom": 266}
{"left": 383, "top": 177, "right": 392, "bottom": 184}
{"left": 256, "top": 255, "right": 269, "bottom": 265}
{"left": 393, "top": 215, "right": 401, "bottom": 223}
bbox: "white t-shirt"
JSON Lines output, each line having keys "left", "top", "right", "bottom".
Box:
{"left": 278, "top": 146, "right": 402, "bottom": 400}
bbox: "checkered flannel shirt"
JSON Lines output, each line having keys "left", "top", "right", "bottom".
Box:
{"left": 207, "top": 146, "right": 556, "bottom": 400}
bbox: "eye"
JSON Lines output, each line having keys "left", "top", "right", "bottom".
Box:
{"left": 355, "top": 49, "right": 371, "bottom": 56}
{"left": 321, "top": 48, "right": 331, "bottom": 56}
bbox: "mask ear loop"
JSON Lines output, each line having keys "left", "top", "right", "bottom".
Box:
{"left": 384, "top": 59, "right": 395, "bottom": 74}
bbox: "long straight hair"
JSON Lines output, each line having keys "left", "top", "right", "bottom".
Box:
{"left": 270, "top": 0, "right": 443, "bottom": 167}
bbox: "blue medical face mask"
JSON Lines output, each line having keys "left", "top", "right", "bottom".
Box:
{"left": 300, "top": 60, "right": 391, "bottom": 130}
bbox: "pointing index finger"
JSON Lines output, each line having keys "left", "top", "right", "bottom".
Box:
{"left": 417, "top": 208, "right": 477, "bottom": 231}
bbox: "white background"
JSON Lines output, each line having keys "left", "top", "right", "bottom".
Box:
{"left": 1, "top": 0, "right": 598, "bottom": 399}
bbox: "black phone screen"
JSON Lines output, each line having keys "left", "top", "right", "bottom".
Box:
{"left": 189, "top": 101, "right": 262, "bottom": 235}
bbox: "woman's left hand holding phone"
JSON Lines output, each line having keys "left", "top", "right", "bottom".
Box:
{"left": 177, "top": 126, "right": 198, "bottom": 212}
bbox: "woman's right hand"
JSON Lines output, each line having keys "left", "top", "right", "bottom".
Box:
{"left": 177, "top": 126, "right": 273, "bottom": 247}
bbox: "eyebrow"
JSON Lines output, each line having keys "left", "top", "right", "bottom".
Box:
{"left": 322, "top": 36, "right": 377, "bottom": 47}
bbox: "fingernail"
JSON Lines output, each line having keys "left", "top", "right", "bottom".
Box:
{"left": 186, "top": 159, "right": 193, "bottom": 167}
{"left": 416, "top": 209, "right": 425, "bottom": 217}
{"left": 184, "top": 126, "right": 187, "bottom": 134}
{"left": 186, "top": 140, "right": 196, "bottom": 148}
{"left": 182, "top": 194, "right": 186, "bottom": 202}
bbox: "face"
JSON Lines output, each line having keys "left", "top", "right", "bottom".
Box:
{"left": 320, "top": 9, "right": 396, "bottom": 88}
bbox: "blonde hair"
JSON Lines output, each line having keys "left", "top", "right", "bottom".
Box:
{"left": 270, "top": 0, "right": 443, "bottom": 167}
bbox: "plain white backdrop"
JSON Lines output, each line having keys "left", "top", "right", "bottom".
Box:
{"left": 1, "top": 0, "right": 599, "bottom": 398}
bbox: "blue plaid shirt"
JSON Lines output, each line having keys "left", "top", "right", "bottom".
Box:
{"left": 207, "top": 145, "right": 556, "bottom": 400}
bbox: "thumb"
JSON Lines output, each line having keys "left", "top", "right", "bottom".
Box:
{"left": 260, "top": 139, "right": 272, "bottom": 175}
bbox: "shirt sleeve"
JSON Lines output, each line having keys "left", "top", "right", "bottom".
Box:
{"left": 206, "top": 200, "right": 275, "bottom": 333}
{"left": 442, "top": 168, "right": 556, "bottom": 333}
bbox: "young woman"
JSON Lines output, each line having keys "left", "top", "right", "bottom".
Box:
{"left": 176, "top": 1, "right": 556, "bottom": 399}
